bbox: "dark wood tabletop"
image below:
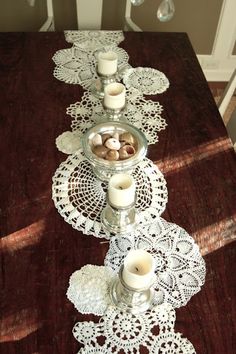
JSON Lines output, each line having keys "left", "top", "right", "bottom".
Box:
{"left": 0, "top": 32, "right": 236, "bottom": 354}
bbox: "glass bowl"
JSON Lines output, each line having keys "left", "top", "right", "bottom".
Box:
{"left": 82, "top": 121, "right": 147, "bottom": 181}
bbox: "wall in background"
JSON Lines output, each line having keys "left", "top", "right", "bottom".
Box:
{"left": 0, "top": 0, "right": 225, "bottom": 54}
{"left": 131, "top": 0, "right": 223, "bottom": 55}
{"left": 102, "top": 0, "right": 126, "bottom": 30}
{"left": 0, "top": 0, "right": 77, "bottom": 31}
{"left": 0, "top": 0, "right": 47, "bottom": 31}
{"left": 0, "top": 0, "right": 235, "bottom": 80}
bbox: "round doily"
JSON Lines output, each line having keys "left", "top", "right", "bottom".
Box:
{"left": 73, "top": 304, "right": 195, "bottom": 354}
{"left": 67, "top": 89, "right": 167, "bottom": 145}
{"left": 123, "top": 67, "right": 170, "bottom": 94}
{"left": 150, "top": 332, "right": 196, "bottom": 354}
{"left": 53, "top": 45, "right": 130, "bottom": 88}
{"left": 64, "top": 30, "right": 125, "bottom": 49}
{"left": 56, "top": 131, "right": 81, "bottom": 154}
{"left": 104, "top": 217, "right": 206, "bottom": 308}
{"left": 52, "top": 150, "right": 168, "bottom": 239}
{"left": 67, "top": 265, "right": 115, "bottom": 316}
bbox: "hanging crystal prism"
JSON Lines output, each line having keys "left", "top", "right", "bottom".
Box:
{"left": 157, "top": 0, "right": 175, "bottom": 22}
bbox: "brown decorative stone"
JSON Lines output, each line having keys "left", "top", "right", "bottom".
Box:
{"left": 119, "top": 132, "right": 136, "bottom": 146}
{"left": 102, "top": 133, "right": 112, "bottom": 144}
{"left": 92, "top": 145, "right": 109, "bottom": 158}
{"left": 105, "top": 150, "right": 119, "bottom": 161}
{"left": 119, "top": 145, "right": 136, "bottom": 160}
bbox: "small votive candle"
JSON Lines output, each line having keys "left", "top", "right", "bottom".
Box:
{"left": 122, "top": 250, "right": 156, "bottom": 290}
{"left": 104, "top": 82, "right": 126, "bottom": 110}
{"left": 108, "top": 174, "right": 135, "bottom": 208}
{"left": 97, "top": 51, "right": 118, "bottom": 76}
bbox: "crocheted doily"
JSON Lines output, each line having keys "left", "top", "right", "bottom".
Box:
{"left": 123, "top": 67, "right": 170, "bottom": 94}
{"left": 52, "top": 150, "right": 168, "bottom": 239}
{"left": 67, "top": 265, "right": 115, "bottom": 316}
{"left": 56, "top": 131, "right": 81, "bottom": 154}
{"left": 53, "top": 45, "right": 130, "bottom": 88}
{"left": 72, "top": 304, "right": 196, "bottom": 354}
{"left": 67, "top": 89, "right": 167, "bottom": 145}
{"left": 104, "top": 217, "right": 206, "bottom": 308}
{"left": 64, "top": 30, "right": 125, "bottom": 49}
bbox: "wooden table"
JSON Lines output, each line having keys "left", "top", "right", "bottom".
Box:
{"left": 0, "top": 32, "right": 236, "bottom": 354}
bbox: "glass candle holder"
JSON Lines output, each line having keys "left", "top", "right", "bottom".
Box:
{"left": 101, "top": 196, "right": 136, "bottom": 234}
{"left": 91, "top": 70, "right": 117, "bottom": 99}
{"left": 91, "top": 51, "right": 118, "bottom": 99}
{"left": 103, "top": 82, "right": 126, "bottom": 121}
{"left": 110, "top": 265, "right": 155, "bottom": 314}
{"left": 82, "top": 121, "right": 147, "bottom": 181}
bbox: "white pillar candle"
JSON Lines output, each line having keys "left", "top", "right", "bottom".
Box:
{"left": 103, "top": 83, "right": 126, "bottom": 110}
{"left": 122, "top": 250, "right": 156, "bottom": 290}
{"left": 108, "top": 174, "right": 135, "bottom": 208}
{"left": 97, "top": 51, "right": 118, "bottom": 76}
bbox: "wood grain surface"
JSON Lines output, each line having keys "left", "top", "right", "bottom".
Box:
{"left": 0, "top": 32, "right": 236, "bottom": 354}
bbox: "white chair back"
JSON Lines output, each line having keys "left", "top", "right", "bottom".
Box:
{"left": 39, "top": 0, "right": 55, "bottom": 31}
{"left": 218, "top": 68, "right": 236, "bottom": 117}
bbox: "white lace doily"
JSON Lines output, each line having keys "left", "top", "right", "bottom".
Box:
{"left": 52, "top": 150, "right": 168, "bottom": 239}
{"left": 123, "top": 67, "right": 170, "bottom": 94}
{"left": 64, "top": 30, "right": 125, "bottom": 49}
{"left": 67, "top": 265, "right": 115, "bottom": 316}
{"left": 56, "top": 131, "right": 81, "bottom": 154}
{"left": 53, "top": 45, "right": 130, "bottom": 88}
{"left": 72, "top": 304, "right": 196, "bottom": 354}
{"left": 104, "top": 217, "right": 206, "bottom": 308}
{"left": 67, "top": 89, "right": 167, "bottom": 145}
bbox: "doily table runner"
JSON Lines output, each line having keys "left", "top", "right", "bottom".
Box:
{"left": 64, "top": 30, "right": 125, "bottom": 49}
{"left": 66, "top": 89, "right": 167, "bottom": 146}
{"left": 53, "top": 45, "right": 130, "bottom": 88}
{"left": 72, "top": 302, "right": 196, "bottom": 354}
{"left": 105, "top": 217, "right": 206, "bottom": 308}
{"left": 52, "top": 150, "right": 168, "bottom": 239}
{"left": 52, "top": 31, "right": 169, "bottom": 147}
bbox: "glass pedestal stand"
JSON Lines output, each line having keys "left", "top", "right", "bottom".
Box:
{"left": 91, "top": 69, "right": 117, "bottom": 99}
{"left": 101, "top": 200, "right": 136, "bottom": 234}
{"left": 103, "top": 104, "right": 127, "bottom": 122}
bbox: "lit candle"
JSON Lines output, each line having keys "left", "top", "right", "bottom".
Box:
{"left": 108, "top": 173, "right": 135, "bottom": 208}
{"left": 103, "top": 82, "right": 126, "bottom": 110}
{"left": 122, "top": 250, "right": 156, "bottom": 290}
{"left": 97, "top": 51, "right": 118, "bottom": 76}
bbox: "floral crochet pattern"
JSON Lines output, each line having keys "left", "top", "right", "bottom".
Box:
{"left": 72, "top": 304, "right": 196, "bottom": 353}
{"left": 53, "top": 45, "right": 130, "bottom": 88}
{"left": 52, "top": 151, "right": 168, "bottom": 239}
{"left": 123, "top": 67, "right": 170, "bottom": 94}
{"left": 67, "top": 89, "right": 167, "bottom": 145}
{"left": 105, "top": 217, "right": 206, "bottom": 308}
{"left": 64, "top": 30, "right": 125, "bottom": 49}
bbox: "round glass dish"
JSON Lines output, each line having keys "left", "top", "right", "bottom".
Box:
{"left": 82, "top": 121, "right": 147, "bottom": 181}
